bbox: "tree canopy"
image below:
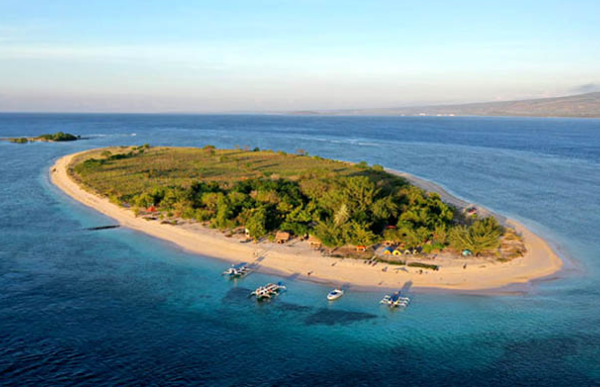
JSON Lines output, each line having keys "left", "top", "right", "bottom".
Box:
{"left": 72, "top": 146, "right": 505, "bottom": 254}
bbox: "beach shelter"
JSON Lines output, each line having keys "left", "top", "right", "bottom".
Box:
{"left": 383, "top": 247, "right": 394, "bottom": 255}
{"left": 308, "top": 235, "right": 322, "bottom": 249}
{"left": 276, "top": 231, "right": 291, "bottom": 244}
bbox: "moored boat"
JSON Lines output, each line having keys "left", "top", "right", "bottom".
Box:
{"left": 250, "top": 282, "right": 287, "bottom": 300}
{"left": 327, "top": 288, "right": 344, "bottom": 301}
{"left": 380, "top": 291, "right": 410, "bottom": 308}
{"left": 222, "top": 262, "right": 251, "bottom": 278}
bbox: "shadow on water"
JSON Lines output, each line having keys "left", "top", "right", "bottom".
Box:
{"left": 85, "top": 225, "right": 120, "bottom": 231}
{"left": 274, "top": 301, "right": 313, "bottom": 313}
{"left": 221, "top": 287, "right": 252, "bottom": 305}
{"left": 304, "top": 308, "right": 378, "bottom": 326}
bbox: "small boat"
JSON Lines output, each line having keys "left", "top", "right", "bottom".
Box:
{"left": 380, "top": 291, "right": 410, "bottom": 308}
{"left": 222, "top": 263, "right": 251, "bottom": 278}
{"left": 250, "top": 282, "right": 287, "bottom": 300}
{"left": 327, "top": 288, "right": 344, "bottom": 301}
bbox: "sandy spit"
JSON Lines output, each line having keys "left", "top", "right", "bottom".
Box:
{"left": 50, "top": 151, "right": 563, "bottom": 293}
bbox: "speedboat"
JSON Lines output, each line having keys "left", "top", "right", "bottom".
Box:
{"left": 380, "top": 291, "right": 410, "bottom": 308}
{"left": 327, "top": 288, "right": 344, "bottom": 301}
{"left": 222, "top": 263, "right": 251, "bottom": 278}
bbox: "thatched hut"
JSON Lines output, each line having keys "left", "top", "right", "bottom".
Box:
{"left": 276, "top": 231, "right": 291, "bottom": 244}
{"left": 308, "top": 235, "right": 322, "bottom": 249}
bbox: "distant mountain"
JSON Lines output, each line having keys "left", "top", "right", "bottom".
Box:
{"left": 292, "top": 92, "right": 600, "bottom": 118}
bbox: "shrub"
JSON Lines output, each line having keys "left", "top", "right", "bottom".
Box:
{"left": 408, "top": 262, "right": 439, "bottom": 271}
{"left": 9, "top": 137, "right": 29, "bottom": 144}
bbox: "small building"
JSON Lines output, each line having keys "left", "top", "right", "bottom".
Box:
{"left": 382, "top": 247, "right": 394, "bottom": 255}
{"left": 308, "top": 235, "right": 322, "bottom": 249}
{"left": 356, "top": 245, "right": 367, "bottom": 253}
{"left": 276, "top": 231, "right": 291, "bottom": 244}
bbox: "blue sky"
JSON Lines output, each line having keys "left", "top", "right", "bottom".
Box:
{"left": 1, "top": 0, "right": 599, "bottom": 112}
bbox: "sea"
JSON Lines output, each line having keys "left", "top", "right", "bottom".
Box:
{"left": 1, "top": 114, "right": 599, "bottom": 386}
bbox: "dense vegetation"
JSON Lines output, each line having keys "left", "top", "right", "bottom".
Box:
{"left": 5, "top": 132, "right": 79, "bottom": 144}
{"left": 8, "top": 137, "right": 29, "bottom": 143}
{"left": 36, "top": 132, "right": 79, "bottom": 141}
{"left": 71, "top": 146, "right": 505, "bottom": 254}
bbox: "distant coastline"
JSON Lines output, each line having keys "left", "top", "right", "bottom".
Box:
{"left": 287, "top": 92, "right": 600, "bottom": 119}
{"left": 50, "top": 150, "right": 563, "bottom": 293}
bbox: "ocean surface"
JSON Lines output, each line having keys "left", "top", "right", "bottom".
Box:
{"left": 1, "top": 113, "right": 599, "bottom": 386}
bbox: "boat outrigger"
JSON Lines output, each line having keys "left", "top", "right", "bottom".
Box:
{"left": 222, "top": 262, "right": 252, "bottom": 278}
{"left": 327, "top": 288, "right": 344, "bottom": 301}
{"left": 380, "top": 291, "right": 410, "bottom": 308}
{"left": 250, "top": 282, "right": 287, "bottom": 301}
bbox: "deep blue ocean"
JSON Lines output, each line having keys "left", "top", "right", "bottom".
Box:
{"left": 1, "top": 114, "right": 599, "bottom": 386}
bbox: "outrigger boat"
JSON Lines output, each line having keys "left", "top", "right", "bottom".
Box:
{"left": 250, "top": 282, "right": 287, "bottom": 300}
{"left": 222, "top": 262, "right": 251, "bottom": 278}
{"left": 380, "top": 291, "right": 410, "bottom": 308}
{"left": 327, "top": 288, "right": 344, "bottom": 301}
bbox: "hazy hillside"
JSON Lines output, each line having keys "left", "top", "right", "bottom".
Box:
{"left": 294, "top": 92, "right": 600, "bottom": 118}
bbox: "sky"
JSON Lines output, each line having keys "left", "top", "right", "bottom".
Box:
{"left": 0, "top": 0, "right": 599, "bottom": 113}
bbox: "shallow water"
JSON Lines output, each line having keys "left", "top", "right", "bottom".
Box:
{"left": 1, "top": 114, "right": 599, "bottom": 386}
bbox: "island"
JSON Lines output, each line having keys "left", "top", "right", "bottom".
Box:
{"left": 50, "top": 145, "right": 563, "bottom": 291}
{"left": 4, "top": 131, "right": 80, "bottom": 144}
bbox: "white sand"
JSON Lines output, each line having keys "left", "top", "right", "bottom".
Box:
{"left": 50, "top": 151, "right": 563, "bottom": 292}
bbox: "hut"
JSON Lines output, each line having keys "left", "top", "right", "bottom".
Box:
{"left": 308, "top": 235, "right": 322, "bottom": 249}
{"left": 276, "top": 231, "right": 291, "bottom": 244}
{"left": 356, "top": 245, "right": 367, "bottom": 253}
{"left": 382, "top": 247, "right": 394, "bottom": 255}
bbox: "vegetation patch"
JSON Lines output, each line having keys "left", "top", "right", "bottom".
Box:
{"left": 36, "top": 132, "right": 79, "bottom": 141}
{"left": 407, "top": 262, "right": 440, "bottom": 271}
{"left": 70, "top": 146, "right": 506, "bottom": 254}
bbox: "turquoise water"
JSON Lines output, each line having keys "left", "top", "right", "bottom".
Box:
{"left": 1, "top": 114, "right": 599, "bottom": 386}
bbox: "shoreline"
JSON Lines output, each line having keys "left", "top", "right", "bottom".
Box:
{"left": 50, "top": 150, "right": 564, "bottom": 293}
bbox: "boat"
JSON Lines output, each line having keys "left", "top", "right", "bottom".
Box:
{"left": 250, "top": 282, "right": 287, "bottom": 300}
{"left": 380, "top": 291, "right": 410, "bottom": 308}
{"left": 327, "top": 288, "right": 344, "bottom": 301}
{"left": 222, "top": 262, "right": 251, "bottom": 278}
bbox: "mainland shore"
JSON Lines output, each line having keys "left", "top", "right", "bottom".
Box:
{"left": 50, "top": 151, "right": 563, "bottom": 292}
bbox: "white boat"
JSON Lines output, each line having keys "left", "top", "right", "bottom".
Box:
{"left": 250, "top": 282, "right": 287, "bottom": 300}
{"left": 327, "top": 288, "right": 344, "bottom": 301}
{"left": 222, "top": 263, "right": 251, "bottom": 278}
{"left": 380, "top": 292, "right": 410, "bottom": 308}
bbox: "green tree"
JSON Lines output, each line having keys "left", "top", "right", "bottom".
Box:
{"left": 245, "top": 207, "right": 267, "bottom": 240}
{"left": 449, "top": 217, "right": 504, "bottom": 255}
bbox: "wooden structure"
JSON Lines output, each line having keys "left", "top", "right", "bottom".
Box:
{"left": 276, "top": 231, "right": 291, "bottom": 244}
{"left": 308, "top": 235, "right": 322, "bottom": 249}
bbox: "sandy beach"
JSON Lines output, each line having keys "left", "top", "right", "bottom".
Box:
{"left": 50, "top": 151, "right": 563, "bottom": 292}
